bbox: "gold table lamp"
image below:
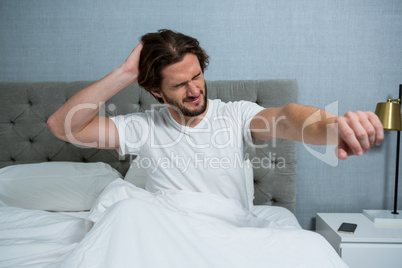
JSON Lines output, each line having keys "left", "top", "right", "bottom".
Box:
{"left": 363, "top": 85, "right": 402, "bottom": 225}
{"left": 375, "top": 99, "right": 402, "bottom": 131}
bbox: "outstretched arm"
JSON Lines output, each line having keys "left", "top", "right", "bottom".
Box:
{"left": 250, "top": 103, "right": 384, "bottom": 160}
{"left": 47, "top": 42, "right": 143, "bottom": 149}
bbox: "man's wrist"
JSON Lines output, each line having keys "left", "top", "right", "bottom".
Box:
{"left": 110, "top": 66, "right": 138, "bottom": 89}
{"left": 119, "top": 62, "right": 138, "bottom": 84}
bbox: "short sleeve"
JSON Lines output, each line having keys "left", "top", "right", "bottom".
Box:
{"left": 110, "top": 113, "right": 150, "bottom": 156}
{"left": 238, "top": 101, "right": 265, "bottom": 146}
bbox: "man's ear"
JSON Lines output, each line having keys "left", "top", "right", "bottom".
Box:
{"left": 150, "top": 89, "right": 162, "bottom": 100}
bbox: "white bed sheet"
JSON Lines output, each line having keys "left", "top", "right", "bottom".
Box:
{"left": 0, "top": 206, "right": 87, "bottom": 268}
{"left": 0, "top": 206, "right": 302, "bottom": 268}
{"left": 252, "top": 205, "right": 301, "bottom": 229}
{"left": 0, "top": 179, "right": 346, "bottom": 268}
{"left": 60, "top": 179, "right": 346, "bottom": 268}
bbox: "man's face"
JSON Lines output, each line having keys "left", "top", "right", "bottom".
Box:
{"left": 153, "top": 53, "right": 207, "bottom": 121}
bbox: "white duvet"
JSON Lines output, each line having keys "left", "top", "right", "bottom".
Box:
{"left": 1, "top": 179, "right": 347, "bottom": 268}
{"left": 62, "top": 179, "right": 346, "bottom": 268}
{"left": 0, "top": 206, "right": 87, "bottom": 268}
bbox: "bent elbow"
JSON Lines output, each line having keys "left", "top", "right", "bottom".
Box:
{"left": 47, "top": 114, "right": 66, "bottom": 140}
{"left": 46, "top": 114, "right": 57, "bottom": 134}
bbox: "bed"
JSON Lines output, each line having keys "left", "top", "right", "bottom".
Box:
{"left": 0, "top": 80, "right": 346, "bottom": 267}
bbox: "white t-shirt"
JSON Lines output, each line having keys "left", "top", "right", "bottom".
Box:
{"left": 111, "top": 99, "right": 264, "bottom": 208}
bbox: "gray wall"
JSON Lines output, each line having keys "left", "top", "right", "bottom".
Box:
{"left": 1, "top": 0, "right": 401, "bottom": 229}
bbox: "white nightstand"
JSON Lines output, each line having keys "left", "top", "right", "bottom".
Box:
{"left": 316, "top": 213, "right": 402, "bottom": 268}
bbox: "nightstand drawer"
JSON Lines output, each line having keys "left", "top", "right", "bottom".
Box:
{"left": 341, "top": 243, "right": 402, "bottom": 268}
{"left": 316, "top": 213, "right": 402, "bottom": 268}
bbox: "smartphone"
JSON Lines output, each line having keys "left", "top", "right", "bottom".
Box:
{"left": 337, "top": 222, "right": 357, "bottom": 234}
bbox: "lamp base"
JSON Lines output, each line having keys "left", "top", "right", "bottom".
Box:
{"left": 363, "top": 209, "right": 402, "bottom": 226}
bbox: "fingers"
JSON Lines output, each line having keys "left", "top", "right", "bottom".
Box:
{"left": 336, "top": 111, "right": 384, "bottom": 158}
{"left": 121, "top": 42, "right": 144, "bottom": 82}
{"left": 352, "top": 111, "right": 376, "bottom": 152}
{"left": 335, "top": 146, "right": 349, "bottom": 160}
{"left": 336, "top": 113, "right": 363, "bottom": 156}
{"left": 125, "top": 42, "right": 144, "bottom": 65}
{"left": 132, "top": 42, "right": 144, "bottom": 56}
{"left": 367, "top": 111, "right": 384, "bottom": 146}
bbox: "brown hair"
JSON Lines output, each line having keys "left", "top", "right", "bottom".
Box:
{"left": 137, "top": 29, "right": 209, "bottom": 103}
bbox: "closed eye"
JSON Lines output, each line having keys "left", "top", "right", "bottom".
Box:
{"left": 192, "top": 72, "right": 201, "bottom": 80}
{"left": 173, "top": 82, "right": 187, "bottom": 88}
{"left": 172, "top": 72, "right": 202, "bottom": 88}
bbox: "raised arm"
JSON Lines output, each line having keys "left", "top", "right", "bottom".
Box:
{"left": 47, "top": 42, "right": 143, "bottom": 149}
{"left": 250, "top": 103, "right": 384, "bottom": 160}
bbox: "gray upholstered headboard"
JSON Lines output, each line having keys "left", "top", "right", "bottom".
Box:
{"left": 0, "top": 80, "right": 298, "bottom": 212}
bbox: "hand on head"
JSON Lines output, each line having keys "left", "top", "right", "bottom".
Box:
{"left": 121, "top": 42, "right": 144, "bottom": 83}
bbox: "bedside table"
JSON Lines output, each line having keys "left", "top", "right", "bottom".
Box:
{"left": 316, "top": 213, "right": 402, "bottom": 268}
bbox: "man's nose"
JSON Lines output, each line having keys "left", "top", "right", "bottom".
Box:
{"left": 186, "top": 81, "right": 200, "bottom": 96}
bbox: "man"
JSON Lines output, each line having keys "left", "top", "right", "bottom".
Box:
{"left": 47, "top": 29, "right": 383, "bottom": 209}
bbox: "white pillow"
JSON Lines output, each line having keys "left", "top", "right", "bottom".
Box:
{"left": 0, "top": 162, "right": 121, "bottom": 211}
{"left": 124, "top": 158, "right": 255, "bottom": 210}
